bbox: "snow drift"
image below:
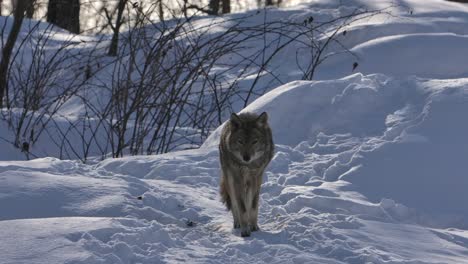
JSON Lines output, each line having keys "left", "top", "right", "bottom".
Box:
{"left": 205, "top": 73, "right": 468, "bottom": 223}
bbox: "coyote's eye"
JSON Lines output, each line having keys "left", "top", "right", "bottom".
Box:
{"left": 252, "top": 139, "right": 258, "bottom": 144}
{"left": 237, "top": 139, "right": 244, "bottom": 145}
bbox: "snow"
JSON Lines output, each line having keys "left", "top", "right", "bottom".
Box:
{"left": 1, "top": 142, "right": 468, "bottom": 263}
{"left": 0, "top": 217, "right": 117, "bottom": 263}
{"left": 319, "top": 33, "right": 468, "bottom": 79}
{"left": 2, "top": 0, "right": 468, "bottom": 263}
{"left": 0, "top": 158, "right": 127, "bottom": 220}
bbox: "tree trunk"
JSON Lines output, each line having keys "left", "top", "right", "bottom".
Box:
{"left": 47, "top": 0, "right": 80, "bottom": 34}
{"left": 108, "top": 0, "right": 127, "bottom": 56}
{"left": 266, "top": 0, "right": 274, "bottom": 6}
{"left": 158, "top": 0, "right": 164, "bottom": 20}
{"left": 209, "top": 0, "right": 220, "bottom": 15}
{"left": 0, "top": 0, "right": 27, "bottom": 109}
{"left": 10, "top": 0, "right": 16, "bottom": 13}
{"left": 222, "top": 0, "right": 230, "bottom": 14}
{"left": 26, "top": 0, "right": 36, "bottom": 18}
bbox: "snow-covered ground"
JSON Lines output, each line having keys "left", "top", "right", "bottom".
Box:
{"left": 2, "top": 0, "right": 468, "bottom": 263}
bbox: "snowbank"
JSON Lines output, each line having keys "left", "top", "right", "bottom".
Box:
{"left": 204, "top": 73, "right": 415, "bottom": 147}
{"left": 205, "top": 73, "right": 468, "bottom": 224}
{"left": 318, "top": 33, "right": 468, "bottom": 79}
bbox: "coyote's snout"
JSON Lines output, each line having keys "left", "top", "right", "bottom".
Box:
{"left": 219, "top": 112, "right": 274, "bottom": 237}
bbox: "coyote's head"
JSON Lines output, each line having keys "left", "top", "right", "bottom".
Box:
{"left": 228, "top": 112, "right": 271, "bottom": 165}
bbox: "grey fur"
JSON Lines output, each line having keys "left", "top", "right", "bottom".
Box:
{"left": 219, "top": 112, "right": 274, "bottom": 237}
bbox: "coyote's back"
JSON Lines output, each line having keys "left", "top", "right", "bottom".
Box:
{"left": 219, "top": 112, "right": 274, "bottom": 237}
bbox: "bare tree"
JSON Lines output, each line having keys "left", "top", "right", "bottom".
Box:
{"left": 26, "top": 0, "right": 36, "bottom": 18}
{"left": 8, "top": 0, "right": 40, "bottom": 18}
{"left": 47, "top": 0, "right": 80, "bottom": 34}
{"left": 222, "top": 0, "right": 230, "bottom": 14}
{"left": 106, "top": 0, "right": 128, "bottom": 56}
{"left": 158, "top": 0, "right": 164, "bottom": 21}
{"left": 185, "top": 0, "right": 231, "bottom": 15}
{"left": 1, "top": 20, "right": 104, "bottom": 159}
{"left": 10, "top": 0, "right": 16, "bottom": 11}
{"left": 0, "top": 0, "right": 27, "bottom": 109}
{"left": 209, "top": 0, "right": 220, "bottom": 15}
{"left": 0, "top": 2, "right": 389, "bottom": 161}
{"left": 258, "top": 0, "right": 282, "bottom": 7}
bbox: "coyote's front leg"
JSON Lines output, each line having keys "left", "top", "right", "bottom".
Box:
{"left": 249, "top": 191, "right": 260, "bottom": 232}
{"left": 228, "top": 175, "right": 250, "bottom": 236}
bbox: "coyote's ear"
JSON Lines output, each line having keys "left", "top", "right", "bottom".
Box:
{"left": 256, "top": 112, "right": 268, "bottom": 127}
{"left": 230, "top": 113, "right": 241, "bottom": 129}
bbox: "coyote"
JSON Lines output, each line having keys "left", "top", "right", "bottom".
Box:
{"left": 219, "top": 112, "right": 274, "bottom": 237}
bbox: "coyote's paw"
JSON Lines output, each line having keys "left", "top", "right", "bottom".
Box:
{"left": 240, "top": 227, "right": 251, "bottom": 237}
{"left": 233, "top": 221, "right": 240, "bottom": 229}
{"left": 250, "top": 224, "right": 260, "bottom": 232}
